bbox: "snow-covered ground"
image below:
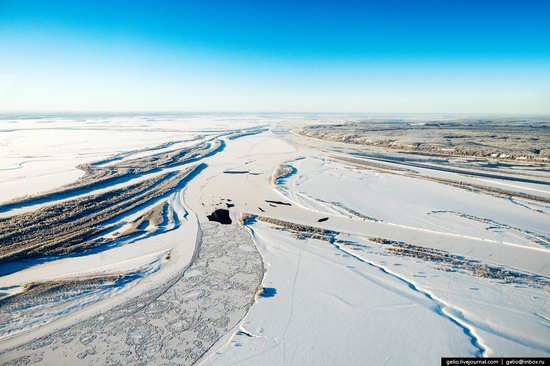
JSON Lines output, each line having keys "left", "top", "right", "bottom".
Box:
{"left": 279, "top": 157, "right": 550, "bottom": 250}
{"left": 1, "top": 114, "right": 548, "bottom": 365}
{"left": 204, "top": 155, "right": 550, "bottom": 363}
{"left": 206, "top": 223, "right": 478, "bottom": 365}
{"left": 0, "top": 114, "right": 272, "bottom": 346}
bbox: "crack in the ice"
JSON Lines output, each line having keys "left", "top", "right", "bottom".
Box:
{"left": 330, "top": 240, "right": 489, "bottom": 357}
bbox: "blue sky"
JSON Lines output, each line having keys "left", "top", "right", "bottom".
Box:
{"left": 1, "top": 0, "right": 549, "bottom": 113}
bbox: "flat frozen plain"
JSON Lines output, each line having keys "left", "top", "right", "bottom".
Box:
{"left": 0, "top": 114, "right": 549, "bottom": 365}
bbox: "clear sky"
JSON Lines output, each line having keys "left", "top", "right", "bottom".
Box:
{"left": 1, "top": 0, "right": 549, "bottom": 114}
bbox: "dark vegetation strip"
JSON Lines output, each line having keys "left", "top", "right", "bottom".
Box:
{"left": 0, "top": 140, "right": 221, "bottom": 213}
{"left": 0, "top": 165, "right": 201, "bottom": 264}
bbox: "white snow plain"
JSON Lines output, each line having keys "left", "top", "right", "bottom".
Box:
{"left": 0, "top": 114, "right": 549, "bottom": 365}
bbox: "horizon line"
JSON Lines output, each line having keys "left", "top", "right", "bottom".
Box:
{"left": 1, "top": 111, "right": 549, "bottom": 117}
